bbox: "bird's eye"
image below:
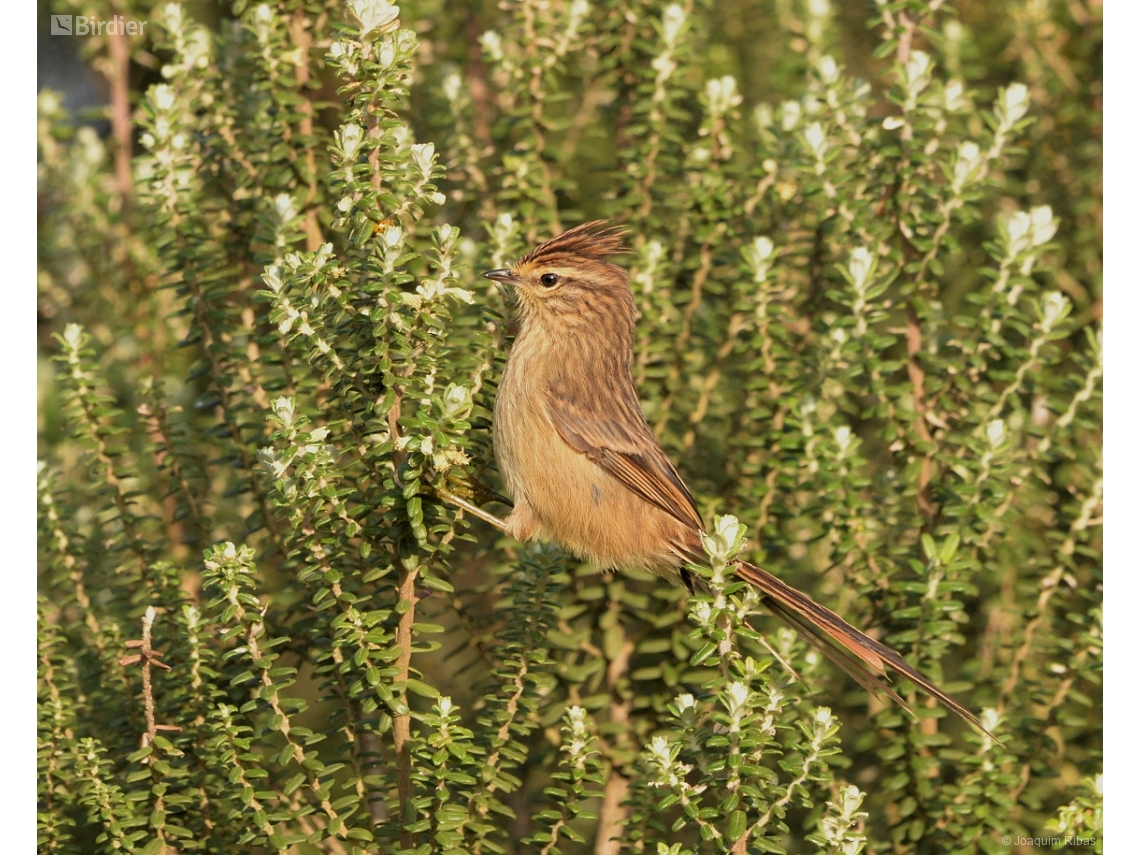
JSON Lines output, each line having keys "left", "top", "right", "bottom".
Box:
{"left": 540, "top": 273, "right": 559, "bottom": 288}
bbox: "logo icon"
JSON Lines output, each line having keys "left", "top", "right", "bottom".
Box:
{"left": 50, "top": 15, "right": 73, "bottom": 34}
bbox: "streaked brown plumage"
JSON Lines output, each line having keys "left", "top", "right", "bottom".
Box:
{"left": 484, "top": 221, "right": 989, "bottom": 737}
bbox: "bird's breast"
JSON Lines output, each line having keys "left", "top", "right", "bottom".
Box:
{"left": 493, "top": 336, "right": 693, "bottom": 575}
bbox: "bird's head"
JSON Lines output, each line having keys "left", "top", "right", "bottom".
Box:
{"left": 482, "top": 221, "right": 636, "bottom": 335}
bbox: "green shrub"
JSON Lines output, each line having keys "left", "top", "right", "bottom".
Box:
{"left": 38, "top": 0, "right": 1101, "bottom": 852}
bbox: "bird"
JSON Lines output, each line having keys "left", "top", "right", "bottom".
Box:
{"left": 474, "top": 219, "right": 989, "bottom": 736}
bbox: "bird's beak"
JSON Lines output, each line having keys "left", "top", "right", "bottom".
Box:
{"left": 482, "top": 268, "right": 521, "bottom": 284}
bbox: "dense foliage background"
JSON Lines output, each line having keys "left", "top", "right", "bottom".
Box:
{"left": 37, "top": 0, "right": 1102, "bottom": 852}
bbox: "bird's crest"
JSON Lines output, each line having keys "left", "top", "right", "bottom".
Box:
{"left": 519, "top": 220, "right": 630, "bottom": 267}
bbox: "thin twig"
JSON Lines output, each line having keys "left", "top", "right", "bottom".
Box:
{"left": 432, "top": 485, "right": 509, "bottom": 531}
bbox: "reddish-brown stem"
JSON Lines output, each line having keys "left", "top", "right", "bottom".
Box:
{"left": 906, "top": 304, "right": 936, "bottom": 529}
{"left": 287, "top": 10, "right": 326, "bottom": 251}
{"left": 106, "top": 5, "right": 133, "bottom": 210}
{"left": 393, "top": 563, "right": 419, "bottom": 848}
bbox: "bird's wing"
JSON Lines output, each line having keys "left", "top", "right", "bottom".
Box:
{"left": 544, "top": 378, "right": 704, "bottom": 533}
{"left": 544, "top": 379, "right": 995, "bottom": 740}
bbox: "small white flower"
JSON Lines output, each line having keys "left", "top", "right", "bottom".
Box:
{"left": 943, "top": 79, "right": 967, "bottom": 111}
{"left": 648, "top": 735, "right": 672, "bottom": 764}
{"left": 417, "top": 279, "right": 474, "bottom": 305}
{"left": 391, "top": 126, "right": 412, "bottom": 153}
{"left": 986, "top": 419, "right": 1006, "bottom": 448}
{"left": 273, "top": 193, "right": 297, "bottom": 224}
{"left": 377, "top": 40, "right": 396, "bottom": 68}
{"left": 708, "top": 514, "right": 747, "bottom": 561}
{"left": 840, "top": 784, "right": 864, "bottom": 816}
{"left": 997, "top": 82, "right": 1030, "bottom": 128}
{"left": 253, "top": 4, "right": 273, "bottom": 40}
{"left": 781, "top": 100, "right": 802, "bottom": 131}
{"left": 442, "top": 383, "right": 472, "bottom": 418}
{"left": 262, "top": 264, "right": 285, "bottom": 293}
{"left": 480, "top": 30, "right": 503, "bottom": 62}
{"left": 1029, "top": 204, "right": 1057, "bottom": 246}
{"left": 63, "top": 323, "right": 83, "bottom": 349}
{"left": 38, "top": 89, "right": 63, "bottom": 117}
{"left": 752, "top": 236, "right": 775, "bottom": 261}
{"left": 818, "top": 56, "right": 839, "bottom": 85}
{"left": 725, "top": 684, "right": 752, "bottom": 711}
{"left": 411, "top": 142, "right": 436, "bottom": 176}
{"left": 272, "top": 397, "right": 296, "bottom": 424}
{"left": 162, "top": 3, "right": 183, "bottom": 30}
{"left": 744, "top": 236, "right": 776, "bottom": 282}
{"left": 651, "top": 54, "right": 676, "bottom": 76}
{"left": 565, "top": 0, "right": 590, "bottom": 38}
{"left": 723, "top": 682, "right": 750, "bottom": 717}
{"left": 705, "top": 75, "right": 741, "bottom": 116}
{"left": 661, "top": 4, "right": 686, "bottom": 45}
{"left": 442, "top": 71, "right": 462, "bottom": 102}
{"left": 151, "top": 84, "right": 176, "bottom": 112}
{"left": 381, "top": 225, "right": 404, "bottom": 249}
{"left": 644, "top": 239, "right": 664, "bottom": 267}
{"left": 904, "top": 50, "right": 933, "bottom": 98}
{"left": 804, "top": 121, "right": 828, "bottom": 160}
{"left": 1040, "top": 291, "right": 1069, "bottom": 333}
{"left": 847, "top": 246, "right": 874, "bottom": 293}
{"left": 275, "top": 304, "right": 300, "bottom": 334}
{"left": 807, "top": 0, "right": 830, "bottom": 19}
{"left": 348, "top": 0, "right": 400, "bottom": 37}
{"left": 337, "top": 123, "right": 364, "bottom": 160}
{"left": 692, "top": 600, "right": 713, "bottom": 627}
{"left": 834, "top": 425, "right": 853, "bottom": 456}
{"left": 1005, "top": 211, "right": 1033, "bottom": 257}
{"left": 952, "top": 141, "right": 983, "bottom": 192}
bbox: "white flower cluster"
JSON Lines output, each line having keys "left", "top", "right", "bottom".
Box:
{"left": 645, "top": 736, "right": 705, "bottom": 797}
{"left": 743, "top": 237, "right": 776, "bottom": 284}
{"left": 705, "top": 75, "right": 742, "bottom": 119}
{"left": 1004, "top": 205, "right": 1058, "bottom": 257}
{"left": 348, "top": 0, "right": 399, "bottom": 37}
{"left": 652, "top": 5, "right": 687, "bottom": 79}
{"left": 817, "top": 783, "right": 868, "bottom": 855}
{"left": 634, "top": 239, "right": 665, "bottom": 294}
{"left": 562, "top": 705, "right": 591, "bottom": 769}
{"left": 700, "top": 514, "right": 747, "bottom": 566}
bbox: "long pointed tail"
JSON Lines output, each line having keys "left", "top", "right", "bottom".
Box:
{"left": 733, "top": 560, "right": 994, "bottom": 740}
